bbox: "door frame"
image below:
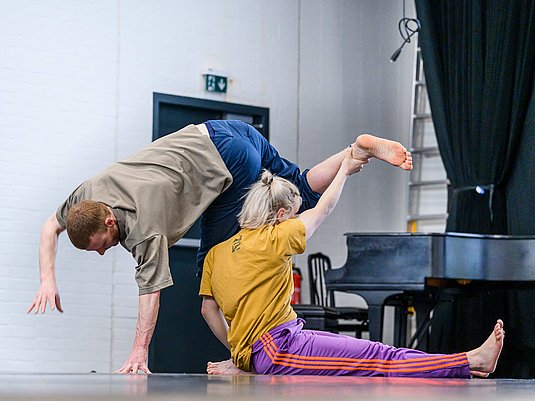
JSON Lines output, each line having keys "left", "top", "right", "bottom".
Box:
{"left": 152, "top": 92, "right": 270, "bottom": 141}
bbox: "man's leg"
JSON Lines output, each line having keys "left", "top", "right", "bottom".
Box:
{"left": 306, "top": 134, "right": 413, "bottom": 194}
{"left": 305, "top": 148, "right": 360, "bottom": 195}
{"left": 198, "top": 122, "right": 413, "bottom": 272}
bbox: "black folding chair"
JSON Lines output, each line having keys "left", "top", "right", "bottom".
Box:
{"left": 308, "top": 252, "right": 368, "bottom": 338}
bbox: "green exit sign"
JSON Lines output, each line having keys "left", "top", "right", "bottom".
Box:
{"left": 205, "top": 74, "right": 227, "bottom": 93}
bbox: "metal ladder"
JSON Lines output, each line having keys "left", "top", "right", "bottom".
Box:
{"left": 406, "top": 45, "right": 448, "bottom": 233}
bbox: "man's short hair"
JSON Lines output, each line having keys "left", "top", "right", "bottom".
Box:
{"left": 66, "top": 201, "right": 110, "bottom": 249}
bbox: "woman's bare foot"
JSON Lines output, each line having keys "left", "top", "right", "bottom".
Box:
{"left": 207, "top": 359, "right": 247, "bottom": 375}
{"left": 352, "top": 134, "right": 413, "bottom": 170}
{"left": 466, "top": 319, "right": 505, "bottom": 377}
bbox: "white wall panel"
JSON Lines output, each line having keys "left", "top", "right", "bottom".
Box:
{"left": 0, "top": 0, "right": 414, "bottom": 371}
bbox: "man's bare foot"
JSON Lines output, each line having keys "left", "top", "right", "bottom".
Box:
{"left": 352, "top": 134, "right": 413, "bottom": 170}
{"left": 207, "top": 359, "right": 247, "bottom": 375}
{"left": 466, "top": 319, "right": 505, "bottom": 378}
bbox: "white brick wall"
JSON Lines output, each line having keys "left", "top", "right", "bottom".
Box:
{"left": 0, "top": 0, "right": 413, "bottom": 372}
{"left": 1, "top": 0, "right": 118, "bottom": 372}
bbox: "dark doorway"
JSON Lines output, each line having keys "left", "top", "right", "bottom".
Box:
{"left": 148, "top": 93, "right": 269, "bottom": 373}
{"left": 153, "top": 92, "right": 269, "bottom": 140}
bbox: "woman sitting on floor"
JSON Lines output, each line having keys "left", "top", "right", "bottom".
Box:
{"left": 199, "top": 148, "right": 504, "bottom": 378}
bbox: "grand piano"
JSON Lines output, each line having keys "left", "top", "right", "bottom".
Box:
{"left": 325, "top": 232, "right": 535, "bottom": 344}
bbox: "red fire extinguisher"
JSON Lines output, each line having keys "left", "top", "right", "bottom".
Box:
{"left": 291, "top": 266, "right": 302, "bottom": 305}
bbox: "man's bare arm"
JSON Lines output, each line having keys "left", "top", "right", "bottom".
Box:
{"left": 27, "top": 213, "right": 65, "bottom": 313}
{"left": 201, "top": 296, "right": 230, "bottom": 350}
{"left": 116, "top": 291, "right": 160, "bottom": 374}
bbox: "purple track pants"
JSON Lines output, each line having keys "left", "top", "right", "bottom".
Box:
{"left": 251, "top": 319, "right": 470, "bottom": 378}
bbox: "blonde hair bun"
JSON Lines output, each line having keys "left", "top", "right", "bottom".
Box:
{"left": 260, "top": 170, "right": 274, "bottom": 185}
{"left": 238, "top": 169, "right": 301, "bottom": 229}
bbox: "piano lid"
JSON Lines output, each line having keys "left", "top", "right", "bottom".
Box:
{"left": 325, "top": 232, "right": 535, "bottom": 292}
{"left": 433, "top": 232, "right": 535, "bottom": 281}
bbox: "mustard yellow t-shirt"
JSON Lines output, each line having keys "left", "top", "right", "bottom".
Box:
{"left": 199, "top": 218, "right": 306, "bottom": 371}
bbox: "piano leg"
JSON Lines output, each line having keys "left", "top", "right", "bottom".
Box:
{"left": 408, "top": 293, "right": 438, "bottom": 350}
{"left": 392, "top": 298, "right": 408, "bottom": 347}
{"left": 354, "top": 290, "right": 402, "bottom": 342}
{"left": 367, "top": 304, "right": 384, "bottom": 342}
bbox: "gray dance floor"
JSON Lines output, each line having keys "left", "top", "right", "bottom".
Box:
{"left": 1, "top": 373, "right": 535, "bottom": 401}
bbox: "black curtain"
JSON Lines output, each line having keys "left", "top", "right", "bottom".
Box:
{"left": 414, "top": 0, "right": 535, "bottom": 378}
{"left": 507, "top": 84, "right": 535, "bottom": 234}
{"left": 415, "top": 0, "right": 535, "bottom": 234}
